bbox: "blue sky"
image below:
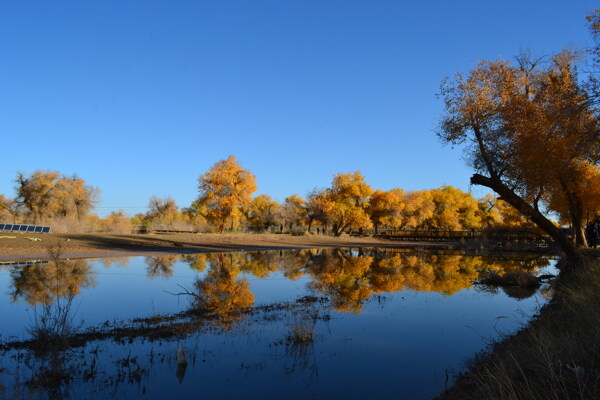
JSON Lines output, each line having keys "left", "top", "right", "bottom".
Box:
{"left": 0, "top": 1, "right": 596, "bottom": 216}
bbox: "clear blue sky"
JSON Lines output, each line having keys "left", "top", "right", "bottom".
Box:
{"left": 1, "top": 1, "right": 596, "bottom": 216}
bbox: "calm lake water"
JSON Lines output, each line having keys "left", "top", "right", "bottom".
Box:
{"left": 0, "top": 248, "right": 556, "bottom": 400}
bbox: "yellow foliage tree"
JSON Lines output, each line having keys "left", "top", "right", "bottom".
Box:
{"left": 0, "top": 194, "right": 15, "bottom": 222}
{"left": 438, "top": 51, "right": 599, "bottom": 258}
{"left": 322, "top": 172, "right": 373, "bottom": 236}
{"left": 306, "top": 189, "right": 330, "bottom": 232}
{"left": 145, "top": 196, "right": 182, "bottom": 229}
{"left": 368, "top": 189, "right": 405, "bottom": 233}
{"left": 15, "top": 170, "right": 98, "bottom": 224}
{"left": 245, "top": 194, "right": 280, "bottom": 231}
{"left": 427, "top": 186, "right": 482, "bottom": 230}
{"left": 196, "top": 156, "right": 257, "bottom": 233}
{"left": 98, "top": 210, "right": 133, "bottom": 233}
{"left": 547, "top": 162, "right": 600, "bottom": 226}
{"left": 281, "top": 194, "right": 308, "bottom": 230}
{"left": 401, "top": 190, "right": 435, "bottom": 229}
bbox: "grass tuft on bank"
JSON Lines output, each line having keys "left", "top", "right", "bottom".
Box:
{"left": 437, "top": 253, "right": 600, "bottom": 400}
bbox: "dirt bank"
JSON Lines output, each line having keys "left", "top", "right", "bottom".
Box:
{"left": 436, "top": 253, "right": 600, "bottom": 400}
{"left": 0, "top": 232, "right": 453, "bottom": 260}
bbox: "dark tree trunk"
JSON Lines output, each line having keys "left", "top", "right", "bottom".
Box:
{"left": 559, "top": 177, "right": 589, "bottom": 248}
{"left": 470, "top": 173, "right": 581, "bottom": 262}
{"left": 332, "top": 223, "right": 340, "bottom": 237}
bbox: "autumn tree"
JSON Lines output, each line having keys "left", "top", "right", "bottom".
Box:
{"left": 0, "top": 194, "right": 8, "bottom": 220}
{"left": 305, "top": 189, "right": 329, "bottom": 232}
{"left": 401, "top": 190, "right": 435, "bottom": 229}
{"left": 438, "top": 52, "right": 599, "bottom": 260}
{"left": 181, "top": 203, "right": 208, "bottom": 230}
{"left": 0, "top": 194, "right": 19, "bottom": 223}
{"left": 547, "top": 162, "right": 600, "bottom": 226}
{"left": 55, "top": 175, "right": 99, "bottom": 220}
{"left": 368, "top": 189, "right": 405, "bottom": 233}
{"left": 145, "top": 196, "right": 182, "bottom": 229}
{"left": 244, "top": 194, "right": 280, "bottom": 231}
{"left": 392, "top": 187, "right": 481, "bottom": 230}
{"left": 280, "top": 194, "right": 308, "bottom": 230}
{"left": 322, "top": 172, "right": 374, "bottom": 236}
{"left": 97, "top": 210, "right": 133, "bottom": 233}
{"left": 196, "top": 156, "right": 257, "bottom": 233}
{"left": 426, "top": 186, "right": 481, "bottom": 230}
{"left": 15, "top": 170, "right": 98, "bottom": 223}
{"left": 477, "top": 195, "right": 529, "bottom": 228}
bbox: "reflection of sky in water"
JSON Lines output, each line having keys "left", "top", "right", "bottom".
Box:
{"left": 0, "top": 250, "right": 556, "bottom": 399}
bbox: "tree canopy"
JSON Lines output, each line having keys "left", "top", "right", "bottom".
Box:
{"left": 438, "top": 50, "right": 600, "bottom": 259}
{"left": 196, "top": 155, "right": 257, "bottom": 233}
{"left": 14, "top": 170, "right": 98, "bottom": 224}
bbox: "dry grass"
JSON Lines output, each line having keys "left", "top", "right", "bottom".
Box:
{"left": 438, "top": 255, "right": 600, "bottom": 400}
{"left": 286, "top": 308, "right": 318, "bottom": 344}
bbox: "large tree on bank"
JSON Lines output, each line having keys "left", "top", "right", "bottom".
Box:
{"left": 438, "top": 51, "right": 599, "bottom": 261}
{"left": 196, "top": 155, "right": 257, "bottom": 233}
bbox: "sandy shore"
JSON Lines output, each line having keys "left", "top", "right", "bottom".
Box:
{"left": 0, "top": 232, "right": 448, "bottom": 261}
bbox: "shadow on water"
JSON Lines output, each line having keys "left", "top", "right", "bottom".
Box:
{"left": 0, "top": 247, "right": 556, "bottom": 399}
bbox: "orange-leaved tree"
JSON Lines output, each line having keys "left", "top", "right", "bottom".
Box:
{"left": 427, "top": 186, "right": 481, "bottom": 230}
{"left": 401, "top": 190, "right": 435, "bottom": 229}
{"left": 323, "top": 172, "right": 373, "bottom": 236}
{"left": 145, "top": 196, "right": 182, "bottom": 229}
{"left": 438, "top": 51, "right": 599, "bottom": 261}
{"left": 0, "top": 194, "right": 17, "bottom": 223}
{"left": 280, "top": 194, "right": 308, "bottom": 230}
{"left": 196, "top": 155, "right": 257, "bottom": 233}
{"left": 368, "top": 189, "right": 405, "bottom": 233}
{"left": 15, "top": 170, "right": 98, "bottom": 223}
{"left": 244, "top": 194, "right": 280, "bottom": 231}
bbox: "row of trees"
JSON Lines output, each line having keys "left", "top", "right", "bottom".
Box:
{"left": 437, "top": 10, "right": 600, "bottom": 259}
{"left": 152, "top": 156, "right": 534, "bottom": 235}
{"left": 0, "top": 160, "right": 533, "bottom": 235}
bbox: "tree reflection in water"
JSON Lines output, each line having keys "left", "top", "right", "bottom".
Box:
{"left": 6, "top": 256, "right": 95, "bottom": 400}
{"left": 145, "top": 254, "right": 179, "bottom": 278}
{"left": 178, "top": 249, "right": 550, "bottom": 314}
{"left": 0, "top": 248, "right": 552, "bottom": 399}
{"left": 191, "top": 253, "right": 255, "bottom": 329}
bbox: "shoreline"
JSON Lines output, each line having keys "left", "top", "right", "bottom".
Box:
{"left": 0, "top": 232, "right": 455, "bottom": 261}
{"left": 435, "top": 254, "right": 600, "bottom": 399}
{"left": 0, "top": 231, "right": 557, "bottom": 261}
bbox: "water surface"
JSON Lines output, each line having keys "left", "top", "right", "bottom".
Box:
{"left": 0, "top": 248, "right": 555, "bottom": 399}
